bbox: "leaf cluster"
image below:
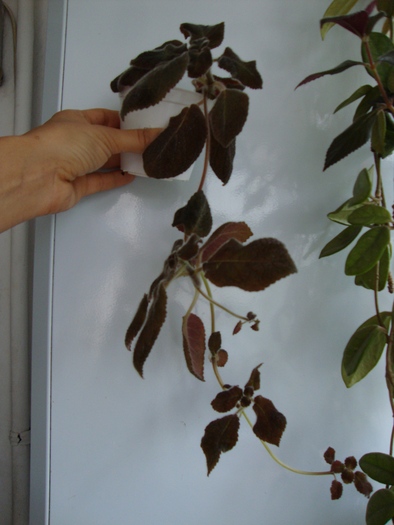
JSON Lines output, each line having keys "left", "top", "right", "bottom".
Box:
{"left": 111, "top": 22, "right": 263, "bottom": 182}
{"left": 201, "top": 364, "right": 287, "bottom": 474}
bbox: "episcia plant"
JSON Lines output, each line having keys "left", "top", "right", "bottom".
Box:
{"left": 297, "top": 0, "right": 394, "bottom": 522}
{"left": 111, "top": 21, "right": 373, "bottom": 503}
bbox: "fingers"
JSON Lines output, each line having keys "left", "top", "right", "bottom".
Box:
{"left": 73, "top": 170, "right": 135, "bottom": 202}
{"left": 81, "top": 108, "right": 121, "bottom": 128}
{"left": 105, "top": 126, "right": 162, "bottom": 155}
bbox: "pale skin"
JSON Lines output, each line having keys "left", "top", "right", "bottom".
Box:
{"left": 0, "top": 108, "right": 160, "bottom": 233}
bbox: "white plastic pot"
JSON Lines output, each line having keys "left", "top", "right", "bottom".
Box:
{"left": 120, "top": 87, "right": 205, "bottom": 181}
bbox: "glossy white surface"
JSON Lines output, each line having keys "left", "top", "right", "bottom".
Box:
{"left": 33, "top": 0, "right": 393, "bottom": 523}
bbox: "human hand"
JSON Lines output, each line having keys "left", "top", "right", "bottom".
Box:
{"left": 0, "top": 108, "right": 160, "bottom": 232}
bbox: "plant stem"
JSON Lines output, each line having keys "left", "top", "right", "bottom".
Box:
{"left": 197, "top": 93, "right": 211, "bottom": 193}
{"left": 363, "top": 37, "right": 394, "bottom": 115}
{"left": 240, "top": 409, "right": 333, "bottom": 477}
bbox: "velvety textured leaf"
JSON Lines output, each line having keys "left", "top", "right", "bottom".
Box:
{"left": 319, "top": 225, "right": 362, "bottom": 258}
{"left": 320, "top": 0, "right": 360, "bottom": 39}
{"left": 324, "top": 446, "right": 336, "bottom": 465}
{"left": 341, "top": 312, "right": 391, "bottom": 387}
{"left": 354, "top": 471, "right": 373, "bottom": 498}
{"left": 330, "top": 480, "right": 344, "bottom": 500}
{"left": 245, "top": 364, "right": 262, "bottom": 391}
{"left": 143, "top": 104, "right": 207, "bottom": 179}
{"left": 201, "top": 414, "right": 240, "bottom": 475}
{"left": 187, "top": 46, "right": 212, "bottom": 78}
{"left": 172, "top": 190, "right": 212, "bottom": 237}
{"left": 345, "top": 226, "right": 390, "bottom": 275}
{"left": 252, "top": 395, "right": 287, "bottom": 446}
{"left": 296, "top": 60, "right": 365, "bottom": 89}
{"left": 349, "top": 166, "right": 374, "bottom": 206}
{"left": 209, "top": 134, "right": 236, "bottom": 184}
{"left": 130, "top": 41, "right": 186, "bottom": 70}
{"left": 120, "top": 52, "right": 189, "bottom": 118}
{"left": 203, "top": 238, "right": 297, "bottom": 292}
{"left": 180, "top": 22, "right": 225, "bottom": 49}
{"left": 111, "top": 66, "right": 147, "bottom": 93}
{"left": 125, "top": 294, "right": 149, "bottom": 350}
{"left": 216, "top": 349, "right": 228, "bottom": 367}
{"left": 212, "top": 75, "right": 246, "bottom": 91}
{"left": 355, "top": 245, "right": 391, "bottom": 291}
{"left": 218, "top": 47, "right": 263, "bottom": 89}
{"left": 208, "top": 331, "right": 222, "bottom": 354}
{"left": 201, "top": 221, "right": 253, "bottom": 262}
{"left": 334, "top": 85, "right": 373, "bottom": 114}
{"left": 209, "top": 90, "right": 249, "bottom": 148}
{"left": 366, "top": 489, "right": 394, "bottom": 525}
{"left": 360, "top": 452, "right": 394, "bottom": 485}
{"left": 177, "top": 234, "right": 200, "bottom": 261}
{"left": 182, "top": 313, "right": 206, "bottom": 381}
{"left": 320, "top": 10, "right": 371, "bottom": 38}
{"left": 211, "top": 386, "right": 243, "bottom": 413}
{"left": 348, "top": 204, "right": 392, "bottom": 226}
{"left": 324, "top": 111, "right": 378, "bottom": 170}
{"left": 133, "top": 284, "right": 167, "bottom": 377}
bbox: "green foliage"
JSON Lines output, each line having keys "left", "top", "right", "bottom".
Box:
{"left": 361, "top": 452, "right": 394, "bottom": 485}
{"left": 366, "top": 489, "right": 394, "bottom": 525}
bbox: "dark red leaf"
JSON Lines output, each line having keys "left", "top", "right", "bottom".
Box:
{"left": 187, "top": 46, "right": 213, "bottom": 78}
{"left": 201, "top": 414, "right": 240, "bottom": 475}
{"left": 120, "top": 52, "right": 189, "bottom": 117}
{"left": 182, "top": 313, "right": 206, "bottom": 381}
{"left": 211, "top": 386, "right": 243, "bottom": 412}
{"left": 177, "top": 234, "right": 200, "bottom": 261}
{"left": 218, "top": 47, "right": 263, "bottom": 89}
{"left": 252, "top": 395, "right": 287, "bottom": 446}
{"left": 345, "top": 456, "right": 358, "bottom": 470}
{"left": 330, "top": 480, "right": 343, "bottom": 500}
{"left": 143, "top": 104, "right": 207, "bottom": 179}
{"left": 201, "top": 221, "right": 253, "bottom": 262}
{"left": 324, "top": 446, "right": 336, "bottom": 465}
{"left": 125, "top": 294, "right": 149, "bottom": 350}
{"left": 342, "top": 469, "right": 355, "bottom": 484}
{"left": 320, "top": 10, "right": 370, "bottom": 38}
{"left": 209, "top": 133, "right": 236, "bottom": 184}
{"left": 203, "top": 238, "right": 297, "bottom": 292}
{"left": 245, "top": 364, "right": 262, "bottom": 391}
{"left": 233, "top": 321, "right": 243, "bottom": 335}
{"left": 209, "top": 89, "right": 249, "bottom": 148}
{"left": 354, "top": 471, "right": 373, "bottom": 497}
{"left": 295, "top": 60, "right": 365, "bottom": 90}
{"left": 133, "top": 284, "right": 167, "bottom": 377}
{"left": 111, "top": 66, "right": 147, "bottom": 93}
{"left": 208, "top": 331, "right": 222, "bottom": 354}
{"left": 130, "top": 40, "right": 186, "bottom": 70}
{"left": 172, "top": 190, "right": 212, "bottom": 238}
{"left": 180, "top": 22, "right": 225, "bottom": 49}
{"left": 216, "top": 349, "right": 228, "bottom": 367}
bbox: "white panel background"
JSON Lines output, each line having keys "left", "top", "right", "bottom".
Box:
{"left": 31, "top": 1, "right": 393, "bottom": 524}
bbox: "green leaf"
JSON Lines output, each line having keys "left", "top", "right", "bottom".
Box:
{"left": 201, "top": 221, "right": 253, "bottom": 262}
{"left": 362, "top": 32, "right": 394, "bottom": 87}
{"left": 133, "top": 284, "right": 167, "bottom": 378}
{"left": 382, "top": 113, "right": 394, "bottom": 158}
{"left": 209, "top": 134, "right": 236, "bottom": 185}
{"left": 355, "top": 245, "right": 391, "bottom": 291}
{"left": 125, "top": 294, "right": 149, "bottom": 350}
{"left": 324, "top": 110, "right": 378, "bottom": 170}
{"left": 201, "top": 414, "right": 240, "bottom": 475}
{"left": 371, "top": 110, "right": 387, "bottom": 155}
{"left": 143, "top": 104, "right": 207, "bottom": 179}
{"left": 345, "top": 226, "right": 391, "bottom": 275}
{"left": 217, "top": 47, "right": 263, "bottom": 89}
{"left": 320, "top": 0, "right": 360, "bottom": 39}
{"left": 377, "top": 0, "right": 394, "bottom": 17}
{"left": 348, "top": 166, "right": 374, "bottom": 206}
{"left": 252, "top": 395, "right": 287, "bottom": 446}
{"left": 172, "top": 190, "right": 212, "bottom": 238}
{"left": 348, "top": 204, "right": 392, "bottom": 226}
{"left": 120, "top": 52, "right": 189, "bottom": 117}
{"left": 361, "top": 452, "right": 394, "bottom": 485}
{"left": 334, "top": 84, "right": 373, "bottom": 113}
{"left": 209, "top": 89, "right": 249, "bottom": 148}
{"left": 211, "top": 386, "right": 243, "bottom": 413}
{"left": 341, "top": 312, "right": 391, "bottom": 387}
{"left": 295, "top": 60, "right": 365, "bottom": 89}
{"left": 366, "top": 489, "right": 394, "bottom": 525}
{"left": 182, "top": 313, "right": 206, "bottom": 381}
{"left": 354, "top": 86, "right": 381, "bottom": 121}
{"left": 203, "top": 238, "right": 297, "bottom": 292}
{"left": 319, "top": 225, "right": 362, "bottom": 258}
{"left": 327, "top": 200, "right": 363, "bottom": 225}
